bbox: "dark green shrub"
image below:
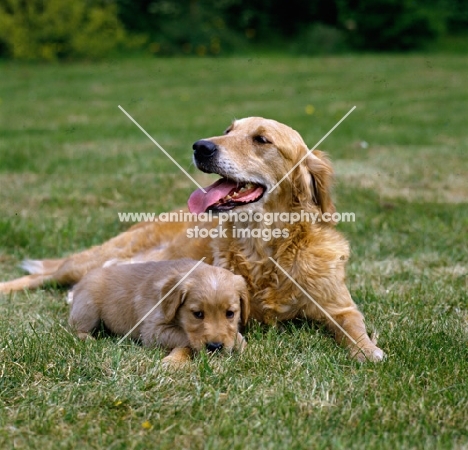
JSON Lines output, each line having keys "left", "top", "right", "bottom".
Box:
{"left": 445, "top": 0, "right": 468, "bottom": 34}
{"left": 115, "top": 0, "right": 342, "bottom": 55}
{"left": 291, "top": 23, "right": 347, "bottom": 55}
{"left": 0, "top": 0, "right": 131, "bottom": 60}
{"left": 337, "top": 0, "right": 446, "bottom": 50}
{"left": 116, "top": 0, "right": 247, "bottom": 56}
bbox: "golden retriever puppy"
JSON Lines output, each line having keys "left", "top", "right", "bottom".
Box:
{"left": 68, "top": 259, "right": 249, "bottom": 365}
{"left": 1, "top": 117, "right": 384, "bottom": 362}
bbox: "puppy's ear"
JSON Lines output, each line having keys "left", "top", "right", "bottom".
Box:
{"left": 235, "top": 275, "right": 250, "bottom": 326}
{"left": 304, "top": 150, "right": 336, "bottom": 221}
{"left": 160, "top": 275, "right": 189, "bottom": 322}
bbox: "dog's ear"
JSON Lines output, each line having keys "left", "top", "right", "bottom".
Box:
{"left": 303, "top": 150, "right": 336, "bottom": 221}
{"left": 160, "top": 275, "right": 189, "bottom": 322}
{"left": 235, "top": 275, "right": 250, "bottom": 326}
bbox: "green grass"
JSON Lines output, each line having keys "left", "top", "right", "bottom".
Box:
{"left": 0, "top": 55, "right": 467, "bottom": 449}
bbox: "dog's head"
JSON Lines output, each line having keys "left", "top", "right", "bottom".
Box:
{"left": 160, "top": 265, "right": 249, "bottom": 353}
{"left": 188, "top": 117, "right": 335, "bottom": 220}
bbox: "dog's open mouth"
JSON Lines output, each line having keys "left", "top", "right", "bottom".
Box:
{"left": 188, "top": 178, "right": 265, "bottom": 214}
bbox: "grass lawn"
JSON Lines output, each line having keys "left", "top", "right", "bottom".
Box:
{"left": 0, "top": 54, "right": 467, "bottom": 449}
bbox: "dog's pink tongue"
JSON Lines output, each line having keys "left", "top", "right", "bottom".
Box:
{"left": 188, "top": 179, "right": 238, "bottom": 214}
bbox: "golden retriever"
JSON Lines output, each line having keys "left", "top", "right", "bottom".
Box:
{"left": 68, "top": 259, "right": 249, "bottom": 365}
{"left": 0, "top": 117, "right": 384, "bottom": 361}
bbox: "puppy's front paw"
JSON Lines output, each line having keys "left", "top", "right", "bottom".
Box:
{"left": 161, "top": 347, "right": 192, "bottom": 368}
{"left": 76, "top": 332, "right": 95, "bottom": 341}
{"left": 235, "top": 332, "right": 247, "bottom": 352}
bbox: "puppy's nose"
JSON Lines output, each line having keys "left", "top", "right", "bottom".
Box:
{"left": 206, "top": 342, "right": 224, "bottom": 353}
{"left": 193, "top": 140, "right": 217, "bottom": 160}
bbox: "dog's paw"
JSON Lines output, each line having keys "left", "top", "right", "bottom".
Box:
{"left": 351, "top": 345, "right": 386, "bottom": 363}
{"left": 235, "top": 332, "right": 247, "bottom": 352}
{"left": 161, "top": 347, "right": 192, "bottom": 369}
{"left": 161, "top": 357, "right": 187, "bottom": 370}
{"left": 76, "top": 332, "right": 95, "bottom": 341}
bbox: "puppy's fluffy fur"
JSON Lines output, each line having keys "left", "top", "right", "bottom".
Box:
{"left": 1, "top": 117, "right": 384, "bottom": 361}
{"left": 69, "top": 259, "right": 249, "bottom": 365}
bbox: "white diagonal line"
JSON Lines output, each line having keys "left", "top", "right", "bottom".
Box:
{"left": 268, "top": 257, "right": 368, "bottom": 354}
{"left": 117, "top": 257, "right": 206, "bottom": 345}
{"left": 269, "top": 106, "right": 356, "bottom": 193}
{"left": 118, "top": 105, "right": 206, "bottom": 193}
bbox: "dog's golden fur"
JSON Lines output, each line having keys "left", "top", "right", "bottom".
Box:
{"left": 0, "top": 117, "right": 384, "bottom": 361}
{"left": 69, "top": 259, "right": 249, "bottom": 365}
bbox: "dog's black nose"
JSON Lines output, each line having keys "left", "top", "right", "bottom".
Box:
{"left": 193, "top": 140, "right": 217, "bottom": 160}
{"left": 206, "top": 342, "right": 224, "bottom": 353}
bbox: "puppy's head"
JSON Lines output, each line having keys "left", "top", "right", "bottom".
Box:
{"left": 188, "top": 117, "right": 335, "bottom": 221}
{"left": 161, "top": 265, "right": 249, "bottom": 353}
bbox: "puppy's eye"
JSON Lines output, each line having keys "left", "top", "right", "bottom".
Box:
{"left": 226, "top": 310, "right": 235, "bottom": 319}
{"left": 253, "top": 135, "right": 271, "bottom": 144}
{"left": 193, "top": 311, "right": 204, "bottom": 319}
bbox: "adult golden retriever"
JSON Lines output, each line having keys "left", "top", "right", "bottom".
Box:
{"left": 0, "top": 117, "right": 384, "bottom": 361}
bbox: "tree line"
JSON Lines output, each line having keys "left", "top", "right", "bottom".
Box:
{"left": 0, "top": 0, "right": 466, "bottom": 60}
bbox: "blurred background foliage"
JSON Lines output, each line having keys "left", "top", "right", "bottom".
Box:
{"left": 0, "top": 0, "right": 466, "bottom": 60}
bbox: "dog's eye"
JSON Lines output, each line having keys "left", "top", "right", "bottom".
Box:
{"left": 193, "top": 311, "right": 204, "bottom": 319}
{"left": 253, "top": 135, "right": 270, "bottom": 144}
{"left": 226, "top": 310, "right": 235, "bottom": 319}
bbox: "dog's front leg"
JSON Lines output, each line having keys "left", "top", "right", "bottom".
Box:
{"left": 303, "top": 282, "right": 385, "bottom": 362}
{"left": 299, "top": 264, "right": 385, "bottom": 361}
{"left": 325, "top": 288, "right": 385, "bottom": 362}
